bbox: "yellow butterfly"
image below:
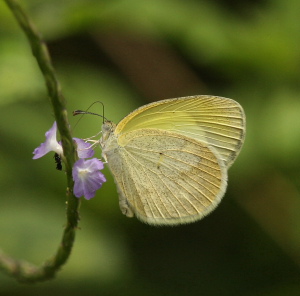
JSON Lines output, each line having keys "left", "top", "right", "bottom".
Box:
{"left": 100, "top": 95, "right": 245, "bottom": 225}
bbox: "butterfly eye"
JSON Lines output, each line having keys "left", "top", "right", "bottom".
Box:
{"left": 102, "top": 121, "right": 115, "bottom": 134}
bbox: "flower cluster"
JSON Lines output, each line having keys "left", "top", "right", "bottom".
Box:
{"left": 33, "top": 121, "right": 106, "bottom": 200}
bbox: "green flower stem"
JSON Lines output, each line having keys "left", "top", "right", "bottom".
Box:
{"left": 0, "top": 0, "right": 80, "bottom": 282}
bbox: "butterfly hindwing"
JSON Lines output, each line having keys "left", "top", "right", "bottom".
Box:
{"left": 105, "top": 128, "right": 227, "bottom": 225}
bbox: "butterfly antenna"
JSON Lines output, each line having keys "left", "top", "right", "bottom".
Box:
{"left": 94, "top": 101, "right": 106, "bottom": 124}
{"left": 72, "top": 101, "right": 108, "bottom": 130}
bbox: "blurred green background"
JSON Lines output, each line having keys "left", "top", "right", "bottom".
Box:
{"left": 1, "top": 0, "right": 300, "bottom": 295}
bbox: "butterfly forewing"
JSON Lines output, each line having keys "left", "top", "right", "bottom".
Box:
{"left": 115, "top": 96, "right": 245, "bottom": 168}
{"left": 105, "top": 128, "right": 227, "bottom": 225}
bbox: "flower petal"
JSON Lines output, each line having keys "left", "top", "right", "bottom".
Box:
{"left": 72, "top": 158, "right": 106, "bottom": 200}
{"left": 73, "top": 138, "right": 95, "bottom": 158}
{"left": 33, "top": 122, "right": 63, "bottom": 159}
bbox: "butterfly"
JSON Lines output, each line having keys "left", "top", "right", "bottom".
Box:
{"left": 97, "top": 95, "right": 246, "bottom": 225}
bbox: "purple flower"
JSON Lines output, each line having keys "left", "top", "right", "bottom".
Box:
{"left": 33, "top": 122, "right": 95, "bottom": 160}
{"left": 72, "top": 158, "right": 106, "bottom": 200}
{"left": 33, "top": 122, "right": 63, "bottom": 159}
{"left": 33, "top": 121, "right": 106, "bottom": 199}
{"left": 73, "top": 138, "right": 95, "bottom": 158}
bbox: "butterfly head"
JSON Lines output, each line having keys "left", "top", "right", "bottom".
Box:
{"left": 101, "top": 120, "right": 116, "bottom": 141}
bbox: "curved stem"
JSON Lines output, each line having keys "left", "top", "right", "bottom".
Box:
{"left": 0, "top": 0, "right": 80, "bottom": 283}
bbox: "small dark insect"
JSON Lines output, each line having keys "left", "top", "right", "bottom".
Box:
{"left": 54, "top": 153, "right": 62, "bottom": 171}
